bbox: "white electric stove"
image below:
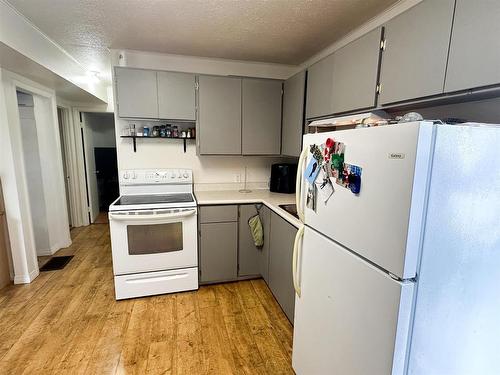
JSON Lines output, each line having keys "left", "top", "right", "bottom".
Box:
{"left": 109, "top": 169, "right": 198, "bottom": 300}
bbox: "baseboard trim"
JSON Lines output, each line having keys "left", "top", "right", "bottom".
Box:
{"left": 14, "top": 267, "right": 39, "bottom": 284}
{"left": 37, "top": 239, "right": 73, "bottom": 257}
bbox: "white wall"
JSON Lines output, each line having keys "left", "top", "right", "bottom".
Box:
{"left": 17, "top": 92, "right": 50, "bottom": 255}
{"left": 117, "top": 129, "right": 286, "bottom": 190}
{"left": 112, "top": 51, "right": 296, "bottom": 191}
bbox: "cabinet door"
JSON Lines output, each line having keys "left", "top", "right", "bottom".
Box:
{"left": 282, "top": 71, "right": 305, "bottom": 157}
{"left": 259, "top": 205, "right": 271, "bottom": 283}
{"left": 378, "top": 0, "right": 455, "bottom": 105}
{"left": 115, "top": 67, "right": 158, "bottom": 118}
{"left": 331, "top": 28, "right": 382, "bottom": 114}
{"left": 242, "top": 78, "right": 282, "bottom": 155}
{"left": 238, "top": 205, "right": 262, "bottom": 277}
{"left": 269, "top": 212, "right": 298, "bottom": 323}
{"left": 200, "top": 222, "right": 238, "bottom": 283}
{"left": 445, "top": 0, "right": 500, "bottom": 92}
{"left": 198, "top": 75, "right": 241, "bottom": 155}
{"left": 157, "top": 71, "right": 196, "bottom": 120}
{"left": 305, "top": 53, "right": 335, "bottom": 119}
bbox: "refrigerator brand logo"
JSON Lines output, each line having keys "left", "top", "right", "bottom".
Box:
{"left": 388, "top": 153, "right": 405, "bottom": 159}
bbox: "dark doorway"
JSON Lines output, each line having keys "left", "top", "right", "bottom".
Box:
{"left": 94, "top": 147, "right": 119, "bottom": 211}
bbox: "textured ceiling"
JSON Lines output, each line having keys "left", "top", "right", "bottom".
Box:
{"left": 7, "top": 0, "right": 398, "bottom": 83}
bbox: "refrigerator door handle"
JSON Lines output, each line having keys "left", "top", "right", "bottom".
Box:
{"left": 292, "top": 225, "right": 305, "bottom": 297}
{"left": 296, "top": 147, "right": 307, "bottom": 222}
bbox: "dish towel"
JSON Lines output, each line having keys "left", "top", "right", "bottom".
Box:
{"left": 248, "top": 214, "right": 264, "bottom": 247}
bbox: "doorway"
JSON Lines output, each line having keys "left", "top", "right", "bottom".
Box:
{"left": 81, "top": 112, "right": 118, "bottom": 224}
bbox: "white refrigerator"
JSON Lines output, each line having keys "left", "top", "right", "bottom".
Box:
{"left": 291, "top": 121, "right": 500, "bottom": 375}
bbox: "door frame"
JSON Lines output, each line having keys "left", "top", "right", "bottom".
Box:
{"left": 1, "top": 69, "right": 71, "bottom": 283}
{"left": 72, "top": 107, "right": 114, "bottom": 225}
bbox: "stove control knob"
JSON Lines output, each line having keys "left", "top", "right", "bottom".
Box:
{"left": 171, "top": 173, "right": 176, "bottom": 179}
{"left": 132, "top": 172, "right": 137, "bottom": 179}
{"left": 183, "top": 172, "right": 189, "bottom": 178}
{"left": 123, "top": 172, "right": 129, "bottom": 179}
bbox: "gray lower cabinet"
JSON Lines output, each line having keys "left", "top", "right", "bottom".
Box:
{"left": 259, "top": 205, "right": 271, "bottom": 283}
{"left": 157, "top": 71, "right": 196, "bottom": 120}
{"left": 306, "top": 53, "right": 335, "bottom": 119}
{"left": 269, "top": 211, "right": 297, "bottom": 323}
{"left": 238, "top": 205, "right": 261, "bottom": 277}
{"left": 242, "top": 78, "right": 282, "bottom": 155}
{"left": 282, "top": 71, "right": 305, "bottom": 157}
{"left": 199, "top": 205, "right": 238, "bottom": 283}
{"left": 115, "top": 67, "right": 158, "bottom": 118}
{"left": 198, "top": 75, "right": 242, "bottom": 155}
{"left": 445, "top": 0, "right": 500, "bottom": 92}
{"left": 378, "top": 0, "right": 455, "bottom": 105}
{"left": 331, "top": 27, "right": 382, "bottom": 114}
{"left": 200, "top": 222, "right": 238, "bottom": 283}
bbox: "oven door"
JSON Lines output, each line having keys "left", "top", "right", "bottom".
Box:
{"left": 109, "top": 208, "right": 197, "bottom": 275}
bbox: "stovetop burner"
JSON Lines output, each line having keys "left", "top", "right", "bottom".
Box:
{"left": 114, "top": 193, "right": 194, "bottom": 206}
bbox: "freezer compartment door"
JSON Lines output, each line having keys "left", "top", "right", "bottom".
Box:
{"left": 292, "top": 227, "right": 414, "bottom": 375}
{"left": 302, "top": 122, "right": 433, "bottom": 278}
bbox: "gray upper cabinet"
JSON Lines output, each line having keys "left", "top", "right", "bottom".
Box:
{"left": 241, "top": 78, "right": 282, "bottom": 155}
{"left": 282, "top": 71, "right": 305, "bottom": 157}
{"left": 115, "top": 67, "right": 158, "bottom": 118}
{"left": 238, "top": 205, "right": 262, "bottom": 277}
{"left": 331, "top": 28, "right": 382, "bottom": 114}
{"left": 157, "top": 71, "right": 196, "bottom": 120}
{"left": 445, "top": 0, "right": 500, "bottom": 92}
{"left": 198, "top": 75, "right": 242, "bottom": 155}
{"left": 378, "top": 0, "right": 455, "bottom": 105}
{"left": 306, "top": 53, "right": 335, "bottom": 119}
{"left": 269, "top": 212, "right": 297, "bottom": 323}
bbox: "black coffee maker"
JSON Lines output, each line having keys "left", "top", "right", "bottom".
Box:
{"left": 270, "top": 163, "right": 298, "bottom": 194}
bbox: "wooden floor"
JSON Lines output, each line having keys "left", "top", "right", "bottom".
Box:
{"left": 0, "top": 224, "right": 294, "bottom": 374}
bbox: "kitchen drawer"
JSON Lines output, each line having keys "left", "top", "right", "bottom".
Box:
{"left": 114, "top": 267, "right": 198, "bottom": 300}
{"left": 199, "top": 205, "right": 238, "bottom": 223}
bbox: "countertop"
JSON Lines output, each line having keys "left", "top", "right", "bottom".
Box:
{"left": 195, "top": 189, "right": 302, "bottom": 228}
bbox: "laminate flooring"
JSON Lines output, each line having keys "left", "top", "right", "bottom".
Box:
{"left": 0, "top": 223, "right": 294, "bottom": 374}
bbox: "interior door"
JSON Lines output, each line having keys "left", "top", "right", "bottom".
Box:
{"left": 81, "top": 114, "right": 100, "bottom": 223}
{"left": 302, "top": 122, "right": 433, "bottom": 279}
{"left": 292, "top": 227, "right": 414, "bottom": 375}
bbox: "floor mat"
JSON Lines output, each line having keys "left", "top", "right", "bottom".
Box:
{"left": 39, "top": 256, "right": 74, "bottom": 271}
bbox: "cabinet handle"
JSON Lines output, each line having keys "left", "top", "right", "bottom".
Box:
{"left": 296, "top": 147, "right": 307, "bottom": 222}
{"left": 292, "top": 225, "right": 305, "bottom": 298}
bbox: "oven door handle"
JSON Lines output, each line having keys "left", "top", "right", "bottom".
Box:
{"left": 109, "top": 209, "right": 196, "bottom": 222}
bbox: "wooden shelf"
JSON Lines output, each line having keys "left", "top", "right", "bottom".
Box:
{"left": 120, "top": 136, "right": 196, "bottom": 153}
